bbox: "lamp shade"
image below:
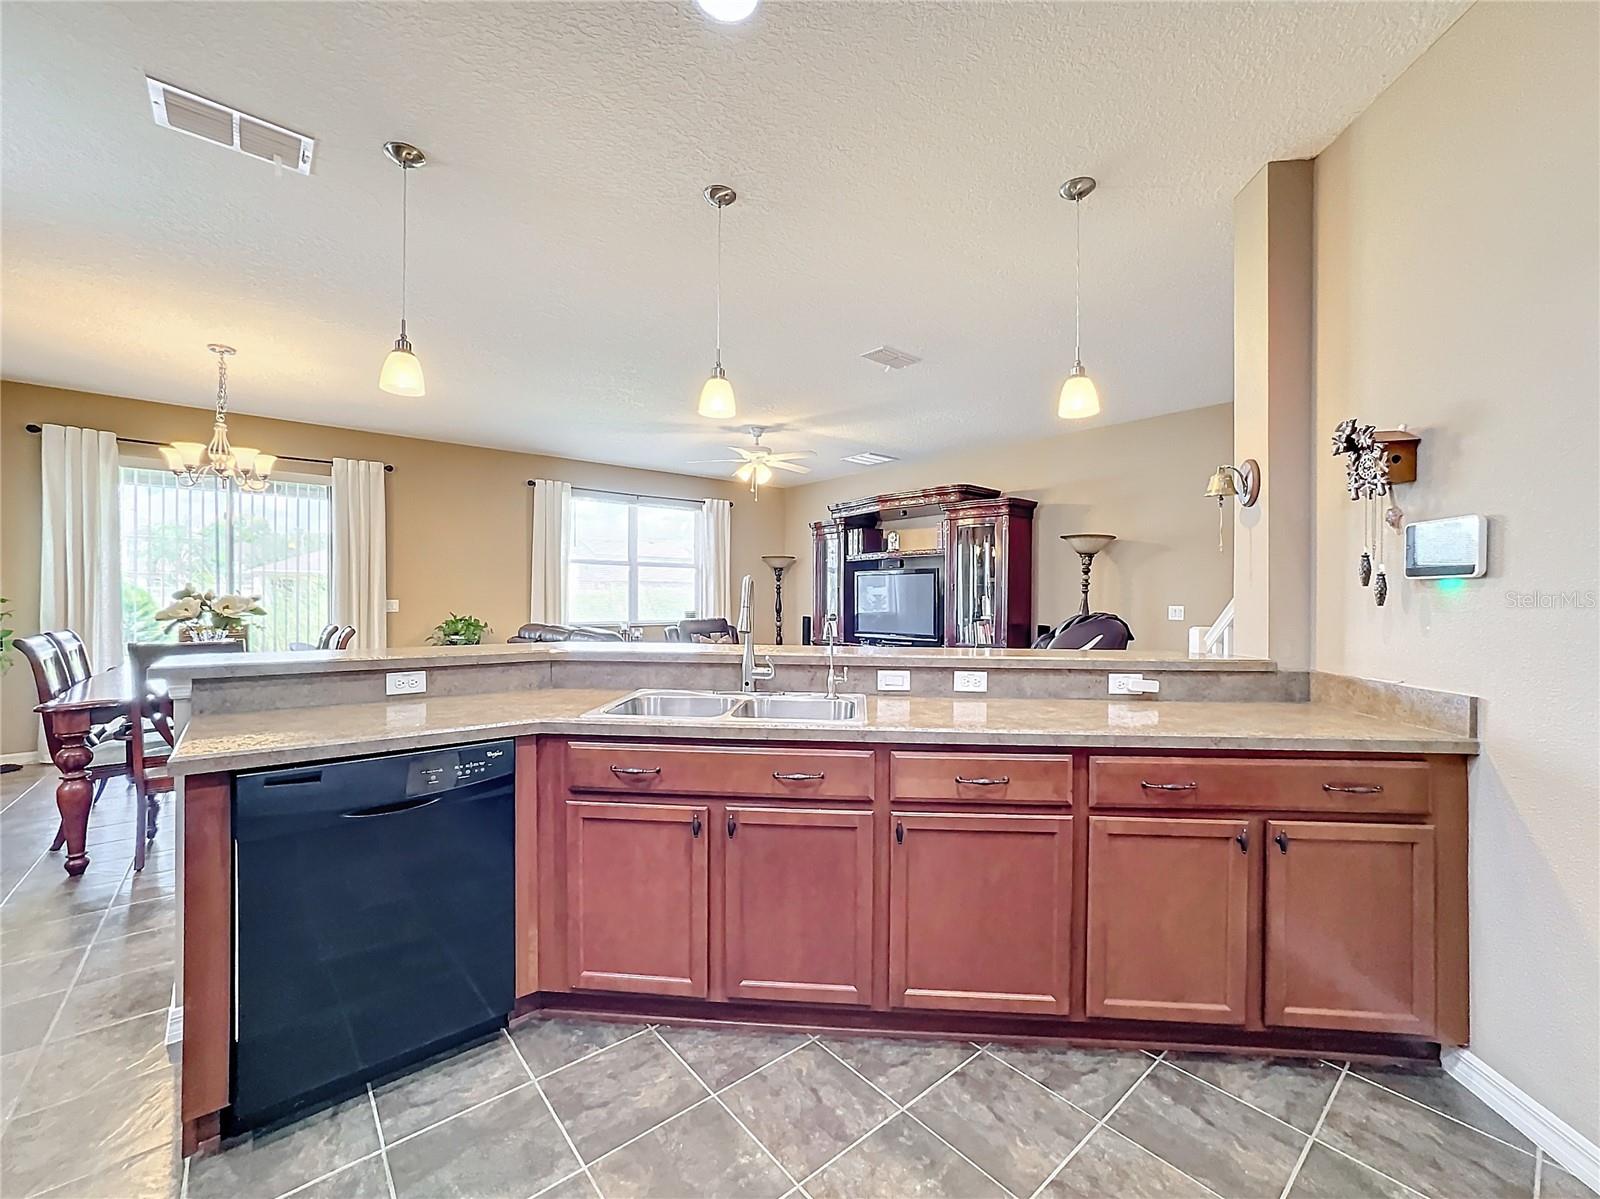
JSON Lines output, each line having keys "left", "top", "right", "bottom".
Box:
{"left": 698, "top": 372, "right": 736, "bottom": 420}
{"left": 1061, "top": 533, "right": 1116, "bottom": 556}
{"left": 1057, "top": 367, "right": 1100, "bottom": 419}
{"left": 380, "top": 344, "right": 426, "bottom": 396}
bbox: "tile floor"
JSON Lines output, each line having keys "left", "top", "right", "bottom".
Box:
{"left": 0, "top": 764, "right": 1593, "bottom": 1199}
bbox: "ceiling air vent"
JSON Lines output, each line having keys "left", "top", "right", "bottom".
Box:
{"left": 843, "top": 451, "right": 899, "bottom": 466}
{"left": 146, "top": 78, "right": 315, "bottom": 175}
{"left": 860, "top": 346, "right": 922, "bottom": 370}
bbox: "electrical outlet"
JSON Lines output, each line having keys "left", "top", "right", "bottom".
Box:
{"left": 1167, "top": 605, "right": 1185, "bottom": 621}
{"left": 385, "top": 670, "right": 426, "bottom": 696}
{"left": 386, "top": 598, "right": 400, "bottom": 613}
{"left": 953, "top": 670, "right": 988, "bottom": 694}
{"left": 876, "top": 669, "right": 911, "bottom": 692}
{"left": 1108, "top": 672, "right": 1160, "bottom": 696}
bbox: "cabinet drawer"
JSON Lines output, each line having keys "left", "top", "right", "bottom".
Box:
{"left": 566, "top": 742, "right": 874, "bottom": 800}
{"left": 1089, "top": 757, "right": 1430, "bottom": 815}
{"left": 890, "top": 752, "right": 1073, "bottom": 805}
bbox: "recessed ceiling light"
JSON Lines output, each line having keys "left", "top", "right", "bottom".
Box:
{"left": 696, "top": 0, "right": 758, "bottom": 23}
{"left": 843, "top": 451, "right": 899, "bottom": 466}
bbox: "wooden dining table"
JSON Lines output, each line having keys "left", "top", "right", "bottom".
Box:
{"left": 33, "top": 666, "right": 164, "bottom": 877}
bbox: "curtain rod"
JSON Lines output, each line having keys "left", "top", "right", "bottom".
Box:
{"left": 527, "top": 479, "right": 731, "bottom": 507}
{"left": 23, "top": 424, "right": 394, "bottom": 472}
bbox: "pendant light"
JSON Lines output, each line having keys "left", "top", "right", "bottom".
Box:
{"left": 697, "top": 184, "right": 738, "bottom": 420}
{"left": 1057, "top": 175, "right": 1101, "bottom": 419}
{"left": 159, "top": 344, "right": 276, "bottom": 491}
{"left": 379, "top": 141, "right": 427, "bottom": 397}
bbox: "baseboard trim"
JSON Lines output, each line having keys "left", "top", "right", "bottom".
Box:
{"left": 0, "top": 750, "right": 45, "bottom": 766}
{"left": 1442, "top": 1048, "right": 1600, "bottom": 1191}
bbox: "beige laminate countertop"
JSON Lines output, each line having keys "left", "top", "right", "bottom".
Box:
{"left": 166, "top": 688, "right": 1477, "bottom": 776}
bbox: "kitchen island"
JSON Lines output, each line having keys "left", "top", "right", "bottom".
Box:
{"left": 155, "top": 644, "right": 1476, "bottom": 1155}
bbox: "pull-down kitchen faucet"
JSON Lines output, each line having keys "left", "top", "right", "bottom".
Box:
{"left": 822, "top": 613, "right": 849, "bottom": 699}
{"left": 736, "top": 574, "right": 775, "bottom": 693}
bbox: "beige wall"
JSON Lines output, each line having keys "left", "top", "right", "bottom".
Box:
{"left": 1313, "top": 1, "right": 1599, "bottom": 1140}
{"left": 781, "top": 404, "right": 1235, "bottom": 649}
{"left": 0, "top": 381, "right": 788, "bottom": 755}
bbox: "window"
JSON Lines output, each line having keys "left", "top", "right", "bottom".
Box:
{"left": 119, "top": 466, "right": 333, "bottom": 651}
{"left": 565, "top": 491, "right": 702, "bottom": 625}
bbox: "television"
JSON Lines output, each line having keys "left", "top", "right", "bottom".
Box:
{"left": 854, "top": 568, "right": 941, "bottom": 643}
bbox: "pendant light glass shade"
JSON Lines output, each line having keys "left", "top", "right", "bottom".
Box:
{"left": 1057, "top": 176, "right": 1101, "bottom": 420}
{"left": 698, "top": 368, "right": 736, "bottom": 420}
{"left": 380, "top": 142, "right": 427, "bottom": 397}
{"left": 1057, "top": 362, "right": 1100, "bottom": 419}
{"left": 380, "top": 337, "right": 426, "bottom": 397}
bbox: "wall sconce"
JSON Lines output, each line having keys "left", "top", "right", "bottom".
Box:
{"left": 1203, "top": 459, "right": 1261, "bottom": 551}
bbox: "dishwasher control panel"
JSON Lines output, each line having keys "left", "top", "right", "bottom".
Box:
{"left": 405, "top": 741, "right": 515, "bottom": 796}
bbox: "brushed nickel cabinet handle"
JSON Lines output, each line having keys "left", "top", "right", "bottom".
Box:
{"left": 1140, "top": 780, "right": 1197, "bottom": 791}
{"left": 1322, "top": 783, "right": 1384, "bottom": 794}
{"left": 954, "top": 776, "right": 1010, "bottom": 786}
{"left": 772, "top": 771, "right": 825, "bottom": 782}
{"left": 609, "top": 765, "right": 661, "bottom": 777}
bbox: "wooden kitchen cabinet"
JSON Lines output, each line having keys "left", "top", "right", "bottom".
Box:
{"left": 1087, "top": 816, "right": 1254, "bottom": 1025}
{"left": 565, "top": 801, "right": 709, "bottom": 997}
{"left": 1265, "top": 821, "right": 1436, "bottom": 1036}
{"left": 889, "top": 812, "right": 1072, "bottom": 1015}
{"left": 723, "top": 806, "right": 874, "bottom": 1005}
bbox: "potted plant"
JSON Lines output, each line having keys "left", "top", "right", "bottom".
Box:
{"left": 0, "top": 596, "right": 14, "bottom": 675}
{"left": 430, "top": 613, "right": 489, "bottom": 646}
{"left": 155, "top": 586, "right": 266, "bottom": 645}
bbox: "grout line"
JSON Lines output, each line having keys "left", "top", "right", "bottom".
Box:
{"left": 530, "top": 1167, "right": 590, "bottom": 1198}
{"left": 267, "top": 1149, "right": 389, "bottom": 1199}
{"left": 1160, "top": 1056, "right": 1335, "bottom": 1138}
{"left": 652, "top": 1027, "right": 811, "bottom": 1198}
{"left": 531, "top": 1023, "right": 656, "bottom": 1080}
{"left": 179, "top": 1154, "right": 189, "bottom": 1199}
{"left": 379, "top": 1077, "right": 534, "bottom": 1151}
{"left": 1100, "top": 1124, "right": 1227, "bottom": 1199}
{"left": 1278, "top": 1063, "right": 1348, "bottom": 1199}
{"left": 810, "top": 1039, "right": 1018, "bottom": 1199}
{"left": 1535, "top": 1148, "right": 1545, "bottom": 1199}
{"left": 1338, "top": 1068, "right": 1539, "bottom": 1157}
{"left": 1027, "top": 1052, "right": 1167, "bottom": 1199}
{"left": 1305, "top": 1136, "right": 1432, "bottom": 1199}
{"left": 796, "top": 1045, "right": 987, "bottom": 1189}
{"left": 504, "top": 1027, "right": 602, "bottom": 1195}
{"left": 366, "top": 1084, "right": 399, "bottom": 1199}
{"left": 980, "top": 1048, "right": 1102, "bottom": 1123}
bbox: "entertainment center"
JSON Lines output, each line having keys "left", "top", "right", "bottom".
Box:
{"left": 809, "top": 484, "right": 1037, "bottom": 647}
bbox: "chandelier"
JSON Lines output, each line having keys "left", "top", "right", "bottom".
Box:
{"left": 159, "top": 344, "right": 276, "bottom": 492}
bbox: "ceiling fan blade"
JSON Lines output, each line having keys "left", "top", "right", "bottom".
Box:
{"left": 686, "top": 457, "right": 747, "bottom": 465}
{"left": 726, "top": 447, "right": 759, "bottom": 459}
{"left": 768, "top": 459, "right": 811, "bottom": 474}
{"left": 763, "top": 451, "right": 816, "bottom": 462}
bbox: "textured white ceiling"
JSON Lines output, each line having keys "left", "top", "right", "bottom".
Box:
{"left": 1, "top": 1, "right": 1463, "bottom": 483}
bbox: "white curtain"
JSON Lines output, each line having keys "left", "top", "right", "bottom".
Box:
{"left": 698, "top": 498, "right": 733, "bottom": 622}
{"left": 39, "top": 424, "right": 122, "bottom": 755}
{"left": 331, "top": 459, "right": 388, "bottom": 650}
{"left": 530, "top": 479, "right": 571, "bottom": 625}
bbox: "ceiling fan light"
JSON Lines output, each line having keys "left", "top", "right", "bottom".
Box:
{"left": 698, "top": 371, "right": 736, "bottom": 420}
{"left": 696, "top": 0, "right": 758, "bottom": 22}
{"left": 1057, "top": 364, "right": 1100, "bottom": 420}
{"left": 380, "top": 340, "right": 426, "bottom": 397}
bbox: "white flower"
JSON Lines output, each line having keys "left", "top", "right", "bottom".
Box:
{"left": 156, "top": 596, "right": 202, "bottom": 621}
{"left": 211, "top": 595, "right": 262, "bottom": 619}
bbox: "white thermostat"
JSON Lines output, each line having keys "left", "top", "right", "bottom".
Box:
{"left": 1404, "top": 515, "right": 1487, "bottom": 579}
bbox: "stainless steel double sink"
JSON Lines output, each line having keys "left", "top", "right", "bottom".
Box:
{"left": 586, "top": 688, "right": 865, "bottom": 724}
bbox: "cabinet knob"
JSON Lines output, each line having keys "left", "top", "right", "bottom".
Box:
{"left": 895, "top": 820, "right": 905, "bottom": 845}
{"left": 727, "top": 814, "right": 737, "bottom": 839}
{"left": 1274, "top": 830, "right": 1289, "bottom": 854}
{"left": 610, "top": 765, "right": 661, "bottom": 777}
{"left": 1235, "top": 828, "right": 1249, "bottom": 854}
{"left": 954, "top": 776, "right": 1010, "bottom": 787}
{"left": 691, "top": 814, "right": 702, "bottom": 839}
{"left": 772, "top": 772, "right": 825, "bottom": 782}
{"left": 1322, "top": 783, "right": 1383, "bottom": 794}
{"left": 1140, "top": 780, "right": 1198, "bottom": 792}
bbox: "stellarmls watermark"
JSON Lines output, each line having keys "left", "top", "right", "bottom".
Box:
{"left": 1504, "top": 589, "right": 1597, "bottom": 609}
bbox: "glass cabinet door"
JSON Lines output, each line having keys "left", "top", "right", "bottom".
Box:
{"left": 950, "top": 521, "right": 999, "bottom": 646}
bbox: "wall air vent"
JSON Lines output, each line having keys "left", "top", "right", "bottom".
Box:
{"left": 860, "top": 346, "right": 922, "bottom": 370}
{"left": 843, "top": 451, "right": 899, "bottom": 466}
{"left": 146, "top": 78, "right": 315, "bottom": 175}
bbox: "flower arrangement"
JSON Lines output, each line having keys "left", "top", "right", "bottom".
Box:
{"left": 155, "top": 586, "right": 265, "bottom": 641}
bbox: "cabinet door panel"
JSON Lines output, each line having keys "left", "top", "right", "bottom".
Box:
{"left": 1266, "top": 821, "right": 1435, "bottom": 1035}
{"left": 1087, "top": 816, "right": 1252, "bottom": 1025}
{"left": 724, "top": 807, "right": 874, "bottom": 1005}
{"left": 889, "top": 812, "right": 1072, "bottom": 1014}
{"left": 565, "top": 801, "right": 708, "bottom": 997}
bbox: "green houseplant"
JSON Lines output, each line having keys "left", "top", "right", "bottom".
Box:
{"left": 0, "top": 596, "right": 14, "bottom": 675}
{"left": 430, "top": 613, "right": 489, "bottom": 646}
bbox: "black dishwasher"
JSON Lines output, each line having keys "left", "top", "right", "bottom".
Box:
{"left": 232, "top": 741, "right": 515, "bottom": 1130}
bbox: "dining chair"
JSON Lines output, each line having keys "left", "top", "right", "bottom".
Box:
{"left": 45, "top": 630, "right": 92, "bottom": 685}
{"left": 676, "top": 617, "right": 740, "bottom": 644}
{"left": 17, "top": 633, "right": 115, "bottom": 851}
{"left": 314, "top": 624, "right": 340, "bottom": 649}
{"left": 332, "top": 626, "right": 356, "bottom": 649}
{"left": 125, "top": 640, "right": 244, "bottom": 870}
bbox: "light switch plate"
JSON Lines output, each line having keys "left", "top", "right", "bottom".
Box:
{"left": 386, "top": 598, "right": 400, "bottom": 613}
{"left": 953, "top": 670, "right": 988, "bottom": 693}
{"left": 1167, "top": 605, "right": 1185, "bottom": 621}
{"left": 385, "top": 670, "right": 426, "bottom": 696}
{"left": 876, "top": 670, "right": 911, "bottom": 692}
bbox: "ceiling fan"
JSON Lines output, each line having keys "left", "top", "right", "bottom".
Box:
{"left": 691, "top": 426, "right": 815, "bottom": 499}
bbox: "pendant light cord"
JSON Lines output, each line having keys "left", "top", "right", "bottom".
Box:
{"left": 714, "top": 203, "right": 723, "bottom": 368}
{"left": 400, "top": 164, "right": 409, "bottom": 339}
{"left": 1073, "top": 195, "right": 1083, "bottom": 365}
